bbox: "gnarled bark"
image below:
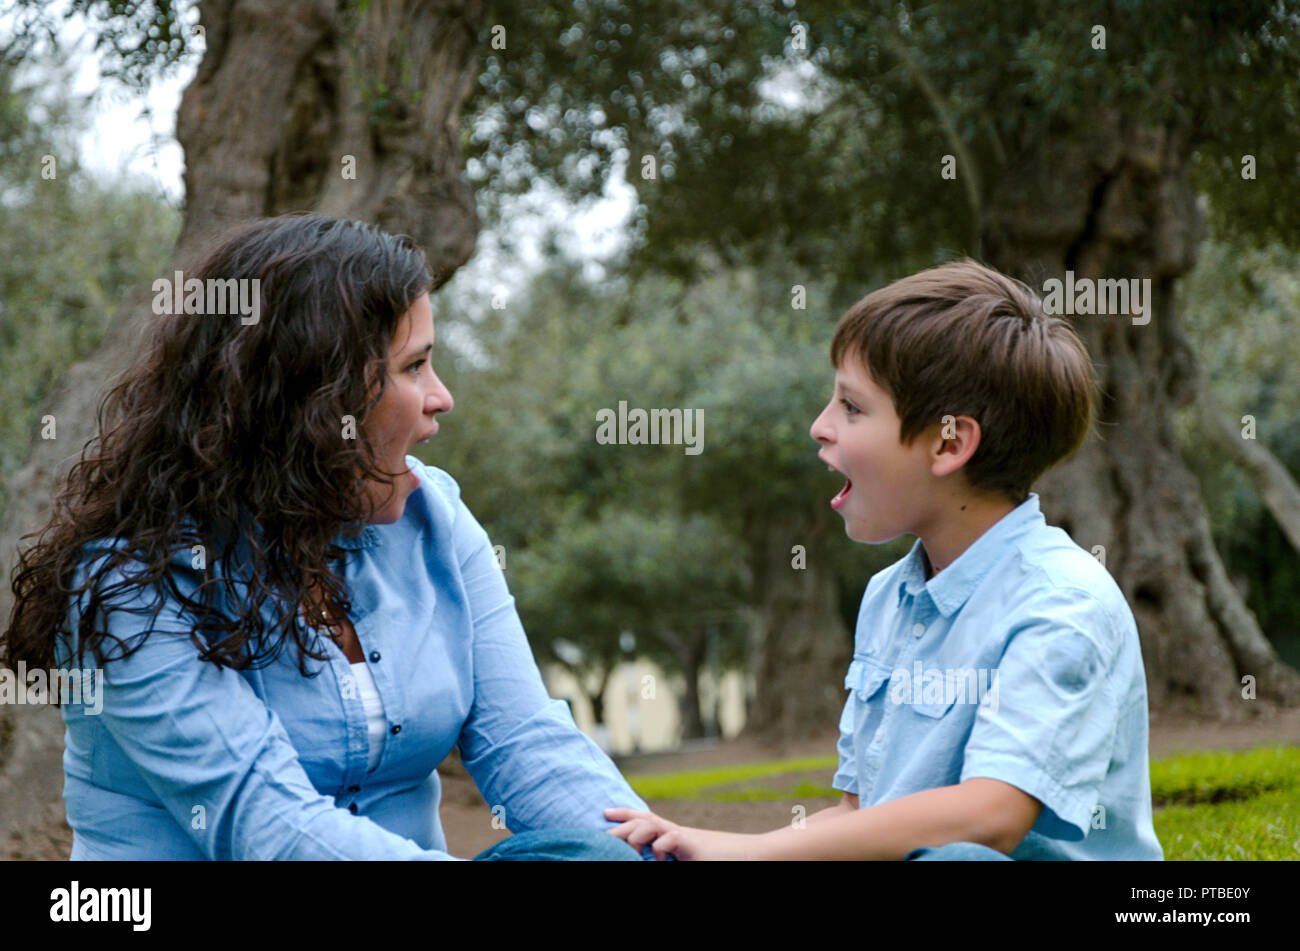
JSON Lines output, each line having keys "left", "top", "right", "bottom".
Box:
{"left": 0, "top": 0, "right": 485, "bottom": 847}
{"left": 983, "top": 111, "right": 1300, "bottom": 720}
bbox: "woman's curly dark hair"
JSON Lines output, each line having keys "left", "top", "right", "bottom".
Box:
{"left": 3, "top": 213, "right": 433, "bottom": 690}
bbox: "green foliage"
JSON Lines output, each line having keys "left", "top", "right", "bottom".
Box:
{"left": 510, "top": 506, "right": 750, "bottom": 676}
{"left": 1176, "top": 240, "right": 1300, "bottom": 664}
{"left": 7, "top": 1, "right": 199, "bottom": 88}
{"left": 471, "top": 0, "right": 1300, "bottom": 279}
{"left": 427, "top": 250, "right": 901, "bottom": 700}
{"left": 0, "top": 57, "right": 181, "bottom": 515}
{"left": 467, "top": 0, "right": 1300, "bottom": 693}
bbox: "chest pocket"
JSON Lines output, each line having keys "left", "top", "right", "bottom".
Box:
{"left": 907, "top": 664, "right": 961, "bottom": 719}
{"left": 845, "top": 656, "right": 892, "bottom": 703}
{"left": 911, "top": 695, "right": 957, "bottom": 718}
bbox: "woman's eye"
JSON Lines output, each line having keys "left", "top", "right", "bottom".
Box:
{"left": 408, "top": 359, "right": 426, "bottom": 374}
{"left": 840, "top": 398, "right": 860, "bottom": 417}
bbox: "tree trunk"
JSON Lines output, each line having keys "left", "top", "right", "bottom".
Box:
{"left": 983, "top": 111, "right": 1300, "bottom": 720}
{"left": 649, "top": 621, "right": 709, "bottom": 740}
{"left": 742, "top": 514, "right": 851, "bottom": 742}
{"left": 676, "top": 635, "right": 707, "bottom": 741}
{"left": 0, "top": 0, "right": 484, "bottom": 846}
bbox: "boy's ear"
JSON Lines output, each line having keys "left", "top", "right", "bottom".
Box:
{"left": 929, "top": 414, "right": 982, "bottom": 478}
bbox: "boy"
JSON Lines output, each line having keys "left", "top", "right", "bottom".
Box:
{"left": 605, "top": 260, "right": 1163, "bottom": 860}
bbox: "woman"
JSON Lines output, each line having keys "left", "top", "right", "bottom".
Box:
{"left": 3, "top": 214, "right": 645, "bottom": 860}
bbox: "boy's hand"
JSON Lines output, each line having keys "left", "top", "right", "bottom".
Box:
{"left": 603, "top": 807, "right": 762, "bottom": 860}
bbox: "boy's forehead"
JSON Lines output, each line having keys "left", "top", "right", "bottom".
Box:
{"left": 834, "top": 360, "right": 880, "bottom": 396}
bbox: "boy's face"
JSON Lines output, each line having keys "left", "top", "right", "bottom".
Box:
{"left": 810, "top": 358, "right": 939, "bottom": 544}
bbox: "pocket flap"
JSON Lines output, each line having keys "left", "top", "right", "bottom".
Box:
{"left": 844, "top": 657, "right": 891, "bottom": 699}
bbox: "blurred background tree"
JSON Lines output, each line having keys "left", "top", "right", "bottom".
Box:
{"left": 0, "top": 0, "right": 486, "bottom": 844}
{"left": 462, "top": 0, "right": 1300, "bottom": 732}
{"left": 0, "top": 57, "right": 180, "bottom": 510}
{"left": 2, "top": 0, "right": 1298, "bottom": 771}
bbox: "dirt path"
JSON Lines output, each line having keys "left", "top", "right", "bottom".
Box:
{"left": 7, "top": 708, "right": 1297, "bottom": 860}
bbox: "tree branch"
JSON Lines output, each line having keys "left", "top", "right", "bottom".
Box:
{"left": 1194, "top": 381, "right": 1300, "bottom": 555}
{"left": 881, "top": 32, "right": 982, "bottom": 252}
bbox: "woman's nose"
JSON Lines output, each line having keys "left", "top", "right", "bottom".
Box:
{"left": 429, "top": 371, "right": 454, "bottom": 414}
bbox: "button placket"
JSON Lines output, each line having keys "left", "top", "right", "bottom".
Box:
{"left": 327, "top": 649, "right": 370, "bottom": 779}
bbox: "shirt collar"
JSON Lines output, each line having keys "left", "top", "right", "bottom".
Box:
{"left": 190, "top": 512, "right": 382, "bottom": 555}
{"left": 896, "top": 492, "right": 1045, "bottom": 617}
{"left": 332, "top": 523, "right": 382, "bottom": 550}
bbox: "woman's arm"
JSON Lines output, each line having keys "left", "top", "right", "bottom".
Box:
{"left": 65, "top": 551, "right": 463, "bottom": 861}
{"left": 434, "top": 468, "right": 651, "bottom": 835}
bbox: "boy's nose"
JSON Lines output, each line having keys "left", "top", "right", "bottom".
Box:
{"left": 810, "top": 405, "right": 833, "bottom": 443}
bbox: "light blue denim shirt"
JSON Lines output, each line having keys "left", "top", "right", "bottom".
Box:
{"left": 831, "top": 493, "right": 1163, "bottom": 860}
{"left": 56, "top": 457, "right": 650, "bottom": 860}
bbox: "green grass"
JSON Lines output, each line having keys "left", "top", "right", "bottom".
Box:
{"left": 625, "top": 745, "right": 1300, "bottom": 860}
{"left": 1149, "top": 745, "right": 1299, "bottom": 805}
{"left": 625, "top": 756, "right": 838, "bottom": 799}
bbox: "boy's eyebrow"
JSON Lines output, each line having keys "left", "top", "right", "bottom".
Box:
{"left": 836, "top": 379, "right": 867, "bottom": 401}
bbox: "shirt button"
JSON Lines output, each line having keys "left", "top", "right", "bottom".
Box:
{"left": 913, "top": 623, "right": 925, "bottom": 637}
{"left": 369, "top": 650, "right": 381, "bottom": 662}
{"left": 390, "top": 724, "right": 401, "bottom": 735}
{"left": 348, "top": 802, "right": 358, "bottom": 814}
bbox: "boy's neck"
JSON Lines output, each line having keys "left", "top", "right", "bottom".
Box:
{"left": 918, "top": 491, "right": 1020, "bottom": 580}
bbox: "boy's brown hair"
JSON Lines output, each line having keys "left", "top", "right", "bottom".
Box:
{"left": 830, "top": 259, "right": 1095, "bottom": 504}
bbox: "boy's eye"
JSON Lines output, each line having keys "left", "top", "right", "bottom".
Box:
{"left": 840, "top": 397, "right": 860, "bottom": 417}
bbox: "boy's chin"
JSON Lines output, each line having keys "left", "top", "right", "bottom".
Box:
{"left": 844, "top": 520, "right": 903, "bottom": 545}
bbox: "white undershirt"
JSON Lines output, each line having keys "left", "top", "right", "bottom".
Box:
{"left": 349, "top": 661, "right": 387, "bottom": 772}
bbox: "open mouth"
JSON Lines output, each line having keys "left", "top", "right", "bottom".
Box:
{"left": 831, "top": 477, "right": 852, "bottom": 510}
{"left": 820, "top": 455, "right": 852, "bottom": 511}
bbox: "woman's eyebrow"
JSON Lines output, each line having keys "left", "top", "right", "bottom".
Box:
{"left": 402, "top": 341, "right": 434, "bottom": 360}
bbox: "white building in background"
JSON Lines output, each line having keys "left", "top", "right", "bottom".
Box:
{"left": 542, "top": 659, "right": 751, "bottom": 754}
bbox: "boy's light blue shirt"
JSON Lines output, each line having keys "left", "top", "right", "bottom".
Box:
{"left": 56, "top": 457, "right": 651, "bottom": 860}
{"left": 832, "top": 492, "right": 1163, "bottom": 860}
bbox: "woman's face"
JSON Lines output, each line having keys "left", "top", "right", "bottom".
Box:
{"left": 360, "top": 292, "right": 453, "bottom": 523}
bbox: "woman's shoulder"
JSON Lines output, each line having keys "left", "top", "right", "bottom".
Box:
{"left": 404, "top": 456, "right": 469, "bottom": 526}
{"left": 405, "top": 455, "right": 461, "bottom": 497}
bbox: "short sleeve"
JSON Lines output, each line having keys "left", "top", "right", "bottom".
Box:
{"left": 62, "top": 549, "right": 461, "bottom": 860}
{"left": 959, "top": 588, "right": 1122, "bottom": 840}
{"left": 423, "top": 465, "right": 651, "bottom": 836}
{"left": 830, "top": 692, "right": 859, "bottom": 795}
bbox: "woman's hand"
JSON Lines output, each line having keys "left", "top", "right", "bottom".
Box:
{"left": 603, "top": 807, "right": 764, "bottom": 860}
